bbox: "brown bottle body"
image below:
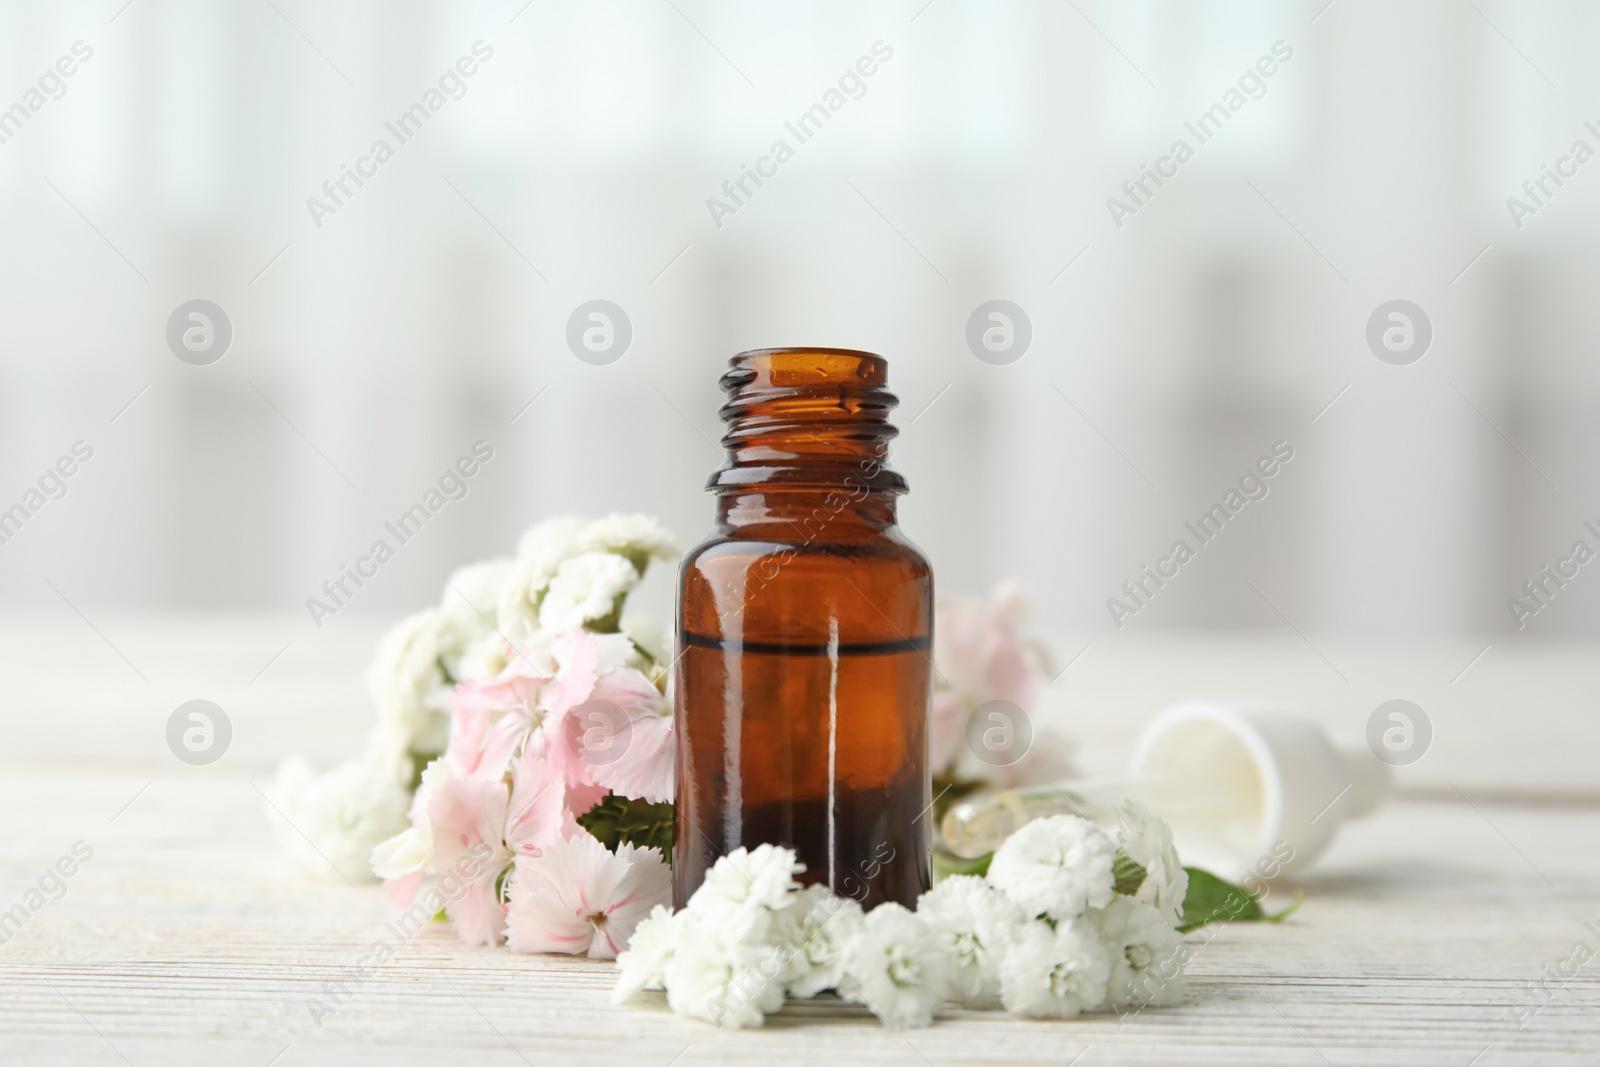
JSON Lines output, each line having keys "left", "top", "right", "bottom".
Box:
{"left": 672, "top": 349, "right": 933, "bottom": 909}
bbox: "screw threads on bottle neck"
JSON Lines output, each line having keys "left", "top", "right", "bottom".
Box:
{"left": 708, "top": 347, "right": 908, "bottom": 496}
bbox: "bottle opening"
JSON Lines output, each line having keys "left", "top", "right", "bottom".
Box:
{"left": 723, "top": 347, "right": 889, "bottom": 389}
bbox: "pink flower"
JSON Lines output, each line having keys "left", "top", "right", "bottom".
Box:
{"left": 432, "top": 622, "right": 675, "bottom": 929}
{"left": 540, "top": 630, "right": 600, "bottom": 718}
{"left": 426, "top": 749, "right": 591, "bottom": 947}
{"left": 428, "top": 772, "right": 512, "bottom": 946}
{"left": 577, "top": 669, "right": 676, "bottom": 804}
{"left": 535, "top": 635, "right": 674, "bottom": 804}
{"left": 374, "top": 760, "right": 453, "bottom": 908}
{"left": 448, "top": 670, "right": 551, "bottom": 780}
{"left": 504, "top": 751, "right": 582, "bottom": 862}
{"left": 930, "top": 691, "right": 967, "bottom": 775}
{"left": 506, "top": 831, "right": 671, "bottom": 959}
{"left": 935, "top": 586, "right": 1043, "bottom": 709}
{"left": 443, "top": 630, "right": 605, "bottom": 788}
{"left": 931, "top": 586, "right": 1048, "bottom": 774}
{"left": 538, "top": 635, "right": 610, "bottom": 795}
{"left": 384, "top": 869, "right": 425, "bottom": 910}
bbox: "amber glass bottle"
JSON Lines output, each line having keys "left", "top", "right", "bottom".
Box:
{"left": 673, "top": 347, "right": 933, "bottom": 910}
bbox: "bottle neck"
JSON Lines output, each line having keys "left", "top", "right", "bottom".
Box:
{"left": 707, "top": 347, "right": 908, "bottom": 497}
{"left": 715, "top": 487, "right": 899, "bottom": 537}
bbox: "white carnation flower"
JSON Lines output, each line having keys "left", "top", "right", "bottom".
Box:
{"left": 613, "top": 904, "right": 683, "bottom": 1003}
{"left": 496, "top": 515, "right": 676, "bottom": 636}
{"left": 447, "top": 629, "right": 510, "bottom": 685}
{"left": 268, "top": 751, "right": 411, "bottom": 884}
{"left": 437, "top": 566, "right": 511, "bottom": 683}
{"left": 621, "top": 611, "right": 669, "bottom": 665}
{"left": 366, "top": 560, "right": 509, "bottom": 750}
{"left": 987, "top": 815, "right": 1116, "bottom": 921}
{"left": 439, "top": 557, "right": 512, "bottom": 629}
{"left": 915, "top": 874, "right": 1026, "bottom": 1007}
{"left": 593, "top": 630, "right": 644, "bottom": 675}
{"left": 497, "top": 625, "right": 562, "bottom": 678}
{"left": 663, "top": 907, "right": 787, "bottom": 1028}
{"left": 366, "top": 714, "right": 418, "bottom": 767}
{"left": 366, "top": 597, "right": 497, "bottom": 757}
{"left": 687, "top": 843, "right": 803, "bottom": 916}
{"left": 999, "top": 918, "right": 1111, "bottom": 1019}
{"left": 774, "top": 885, "right": 865, "bottom": 998}
{"left": 538, "top": 551, "right": 640, "bottom": 632}
{"left": 516, "top": 514, "right": 588, "bottom": 561}
{"left": 369, "top": 825, "right": 428, "bottom": 882}
{"left": 843, "top": 902, "right": 948, "bottom": 1029}
{"left": 365, "top": 609, "right": 453, "bottom": 755}
{"left": 575, "top": 513, "right": 679, "bottom": 563}
{"left": 1092, "top": 896, "right": 1188, "bottom": 1011}
{"left": 497, "top": 516, "right": 588, "bottom": 633}
{"left": 1117, "top": 800, "right": 1189, "bottom": 926}
{"left": 370, "top": 758, "right": 453, "bottom": 880}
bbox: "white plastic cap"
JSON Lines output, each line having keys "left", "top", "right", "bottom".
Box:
{"left": 1130, "top": 702, "right": 1391, "bottom": 882}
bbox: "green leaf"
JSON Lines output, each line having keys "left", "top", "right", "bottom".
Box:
{"left": 1177, "top": 866, "right": 1303, "bottom": 933}
{"left": 933, "top": 849, "right": 992, "bottom": 879}
{"left": 614, "top": 546, "right": 654, "bottom": 578}
{"left": 1112, "top": 849, "right": 1148, "bottom": 896}
{"left": 578, "top": 794, "right": 676, "bottom": 861}
{"left": 586, "top": 601, "right": 624, "bottom": 634}
{"left": 403, "top": 752, "right": 429, "bottom": 793}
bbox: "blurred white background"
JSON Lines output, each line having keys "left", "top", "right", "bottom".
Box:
{"left": 2, "top": 0, "right": 1597, "bottom": 645}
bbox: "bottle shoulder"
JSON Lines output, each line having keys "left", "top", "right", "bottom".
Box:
{"left": 679, "top": 523, "right": 931, "bottom": 644}
{"left": 682, "top": 524, "right": 931, "bottom": 574}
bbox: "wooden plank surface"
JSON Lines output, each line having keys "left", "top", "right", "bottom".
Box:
{"left": 2, "top": 616, "right": 1598, "bottom": 1064}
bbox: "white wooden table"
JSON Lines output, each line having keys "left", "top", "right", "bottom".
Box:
{"left": 2, "top": 616, "right": 1597, "bottom": 1065}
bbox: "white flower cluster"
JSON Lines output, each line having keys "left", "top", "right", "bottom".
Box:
{"left": 613, "top": 844, "right": 880, "bottom": 1028}
{"left": 267, "top": 514, "right": 678, "bottom": 883}
{"left": 615, "top": 803, "right": 1191, "bottom": 1028}
{"left": 985, "top": 805, "right": 1189, "bottom": 1018}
